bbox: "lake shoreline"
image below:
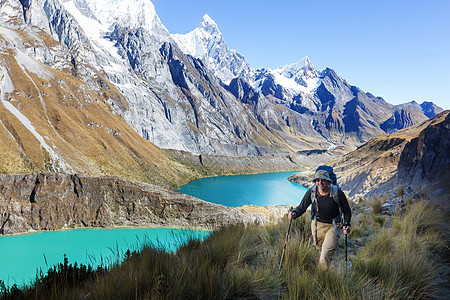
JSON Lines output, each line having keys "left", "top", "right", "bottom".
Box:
{"left": 1, "top": 172, "right": 308, "bottom": 236}
{"left": 0, "top": 173, "right": 270, "bottom": 236}
{"left": 0, "top": 224, "right": 214, "bottom": 237}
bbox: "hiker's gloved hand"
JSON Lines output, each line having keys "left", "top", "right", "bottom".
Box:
{"left": 288, "top": 211, "right": 296, "bottom": 220}
{"left": 343, "top": 225, "right": 351, "bottom": 234}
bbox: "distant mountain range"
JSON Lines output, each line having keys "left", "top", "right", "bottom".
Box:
{"left": 0, "top": 0, "right": 444, "bottom": 179}
{"left": 171, "top": 13, "right": 443, "bottom": 148}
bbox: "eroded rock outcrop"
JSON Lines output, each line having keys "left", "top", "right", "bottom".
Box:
{"left": 396, "top": 111, "right": 450, "bottom": 208}
{"left": 0, "top": 173, "right": 268, "bottom": 235}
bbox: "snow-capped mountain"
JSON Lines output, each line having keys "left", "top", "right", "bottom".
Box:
{"left": 254, "top": 57, "right": 321, "bottom": 95}
{"left": 0, "top": 0, "right": 442, "bottom": 171}
{"left": 172, "top": 14, "right": 255, "bottom": 84}
{"left": 172, "top": 12, "right": 444, "bottom": 141}
{"left": 1, "top": 0, "right": 303, "bottom": 158}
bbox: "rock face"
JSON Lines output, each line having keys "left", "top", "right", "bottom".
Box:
{"left": 396, "top": 111, "right": 450, "bottom": 206}
{"left": 0, "top": 173, "right": 269, "bottom": 235}
{"left": 381, "top": 109, "right": 415, "bottom": 134}
{"left": 420, "top": 101, "right": 443, "bottom": 118}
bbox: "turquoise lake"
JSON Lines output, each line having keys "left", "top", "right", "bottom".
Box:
{"left": 176, "top": 171, "right": 307, "bottom": 207}
{"left": 0, "top": 227, "right": 210, "bottom": 287}
{"left": 0, "top": 171, "right": 306, "bottom": 287}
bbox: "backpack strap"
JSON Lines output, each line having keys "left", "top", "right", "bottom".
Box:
{"left": 310, "top": 184, "right": 318, "bottom": 214}
{"left": 330, "top": 185, "right": 342, "bottom": 255}
{"left": 310, "top": 184, "right": 318, "bottom": 246}
{"left": 330, "top": 185, "right": 341, "bottom": 215}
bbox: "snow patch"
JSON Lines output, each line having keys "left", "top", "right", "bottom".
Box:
{"left": 15, "top": 49, "right": 52, "bottom": 80}
{"left": 0, "top": 26, "right": 24, "bottom": 49}
{"left": 327, "top": 143, "right": 337, "bottom": 151}
{"left": 80, "top": 0, "right": 168, "bottom": 34}
{"left": 62, "top": 0, "right": 124, "bottom": 62}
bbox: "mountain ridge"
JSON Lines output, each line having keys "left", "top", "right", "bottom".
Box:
{"left": 0, "top": 0, "right": 444, "bottom": 182}
{"left": 173, "top": 11, "right": 443, "bottom": 149}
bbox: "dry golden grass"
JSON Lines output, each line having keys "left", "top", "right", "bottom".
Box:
{"left": 3, "top": 200, "right": 446, "bottom": 299}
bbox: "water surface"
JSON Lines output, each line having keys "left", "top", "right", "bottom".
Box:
{"left": 0, "top": 227, "right": 209, "bottom": 287}
{"left": 176, "top": 171, "right": 307, "bottom": 207}
{"left": 1, "top": 171, "right": 306, "bottom": 288}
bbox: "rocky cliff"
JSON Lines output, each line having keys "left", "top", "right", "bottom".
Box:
{"left": 396, "top": 111, "right": 450, "bottom": 206}
{"left": 0, "top": 173, "right": 269, "bottom": 235}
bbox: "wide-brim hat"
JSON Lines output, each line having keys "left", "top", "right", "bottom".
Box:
{"left": 312, "top": 169, "right": 331, "bottom": 182}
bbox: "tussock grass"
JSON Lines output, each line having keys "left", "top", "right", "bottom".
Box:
{"left": 359, "top": 194, "right": 387, "bottom": 214}
{"left": 1, "top": 201, "right": 447, "bottom": 299}
{"left": 394, "top": 201, "right": 443, "bottom": 235}
{"left": 353, "top": 201, "right": 447, "bottom": 299}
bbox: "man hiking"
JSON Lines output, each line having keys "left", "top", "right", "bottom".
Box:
{"left": 288, "top": 167, "right": 351, "bottom": 268}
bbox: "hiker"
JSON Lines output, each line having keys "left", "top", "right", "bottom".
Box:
{"left": 288, "top": 168, "right": 351, "bottom": 268}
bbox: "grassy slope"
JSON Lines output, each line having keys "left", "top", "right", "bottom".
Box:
{"left": 2, "top": 199, "right": 447, "bottom": 299}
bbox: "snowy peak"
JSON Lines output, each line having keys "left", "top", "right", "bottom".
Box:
{"left": 172, "top": 14, "right": 224, "bottom": 59}
{"left": 276, "top": 56, "right": 318, "bottom": 80}
{"left": 253, "top": 56, "right": 321, "bottom": 96}
{"left": 87, "top": 0, "right": 156, "bottom": 27}
{"left": 199, "top": 14, "right": 219, "bottom": 33}
{"left": 78, "top": 0, "right": 169, "bottom": 36}
{"left": 172, "top": 14, "right": 254, "bottom": 84}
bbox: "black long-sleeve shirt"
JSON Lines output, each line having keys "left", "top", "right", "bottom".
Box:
{"left": 294, "top": 187, "right": 352, "bottom": 225}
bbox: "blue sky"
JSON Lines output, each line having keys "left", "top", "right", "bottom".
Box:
{"left": 151, "top": 0, "right": 450, "bottom": 109}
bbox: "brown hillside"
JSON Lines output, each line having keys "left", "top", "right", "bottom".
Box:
{"left": 289, "top": 111, "right": 449, "bottom": 207}
{"left": 0, "top": 30, "right": 199, "bottom": 188}
{"left": 0, "top": 28, "right": 313, "bottom": 191}
{"left": 334, "top": 110, "right": 449, "bottom": 200}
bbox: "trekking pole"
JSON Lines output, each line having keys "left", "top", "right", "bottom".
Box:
{"left": 344, "top": 232, "right": 348, "bottom": 277}
{"left": 279, "top": 218, "right": 292, "bottom": 270}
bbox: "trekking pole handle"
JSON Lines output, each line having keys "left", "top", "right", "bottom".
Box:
{"left": 286, "top": 219, "right": 292, "bottom": 242}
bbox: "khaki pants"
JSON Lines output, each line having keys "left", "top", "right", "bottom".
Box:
{"left": 311, "top": 220, "right": 338, "bottom": 268}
